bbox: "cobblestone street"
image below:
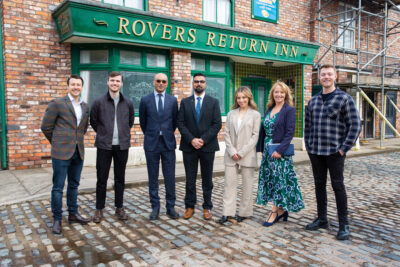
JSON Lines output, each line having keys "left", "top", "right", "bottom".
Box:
{"left": 0, "top": 152, "right": 400, "bottom": 266}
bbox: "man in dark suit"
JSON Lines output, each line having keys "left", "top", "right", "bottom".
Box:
{"left": 177, "top": 73, "right": 222, "bottom": 220}
{"left": 41, "top": 75, "right": 91, "bottom": 234}
{"left": 139, "top": 73, "right": 179, "bottom": 220}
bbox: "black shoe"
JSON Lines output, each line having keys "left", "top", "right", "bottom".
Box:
{"left": 236, "top": 216, "right": 249, "bottom": 223}
{"left": 337, "top": 224, "right": 350, "bottom": 240}
{"left": 149, "top": 208, "right": 160, "bottom": 220}
{"left": 166, "top": 208, "right": 179, "bottom": 219}
{"left": 305, "top": 218, "right": 329, "bottom": 230}
{"left": 52, "top": 220, "right": 62, "bottom": 234}
{"left": 218, "top": 216, "right": 233, "bottom": 224}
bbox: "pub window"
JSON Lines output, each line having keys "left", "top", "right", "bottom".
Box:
{"left": 203, "top": 0, "right": 233, "bottom": 26}
{"left": 103, "top": 0, "right": 146, "bottom": 10}
{"left": 191, "top": 55, "right": 229, "bottom": 114}
{"left": 73, "top": 45, "right": 169, "bottom": 112}
{"left": 337, "top": 2, "right": 356, "bottom": 50}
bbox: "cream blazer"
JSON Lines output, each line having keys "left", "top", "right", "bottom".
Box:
{"left": 224, "top": 108, "right": 261, "bottom": 167}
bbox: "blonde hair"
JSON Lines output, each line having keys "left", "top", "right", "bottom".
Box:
{"left": 232, "top": 86, "right": 258, "bottom": 110}
{"left": 266, "top": 81, "right": 294, "bottom": 108}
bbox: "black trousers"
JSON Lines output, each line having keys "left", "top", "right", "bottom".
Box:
{"left": 183, "top": 150, "right": 215, "bottom": 210}
{"left": 96, "top": 146, "right": 128, "bottom": 209}
{"left": 308, "top": 152, "right": 348, "bottom": 225}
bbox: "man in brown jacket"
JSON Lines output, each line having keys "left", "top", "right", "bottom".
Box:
{"left": 41, "top": 75, "right": 91, "bottom": 234}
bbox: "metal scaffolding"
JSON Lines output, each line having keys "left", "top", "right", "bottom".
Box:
{"left": 313, "top": 0, "right": 400, "bottom": 147}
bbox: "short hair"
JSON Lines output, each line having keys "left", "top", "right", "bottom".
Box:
{"left": 193, "top": 72, "right": 206, "bottom": 79}
{"left": 108, "top": 71, "right": 123, "bottom": 82}
{"left": 320, "top": 64, "right": 336, "bottom": 72}
{"left": 232, "top": 86, "right": 258, "bottom": 110}
{"left": 266, "top": 81, "right": 294, "bottom": 109}
{"left": 67, "top": 75, "right": 84, "bottom": 86}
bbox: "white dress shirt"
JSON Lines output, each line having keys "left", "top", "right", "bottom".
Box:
{"left": 68, "top": 94, "right": 83, "bottom": 126}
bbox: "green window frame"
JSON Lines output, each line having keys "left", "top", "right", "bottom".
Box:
{"left": 191, "top": 54, "right": 230, "bottom": 115}
{"left": 72, "top": 44, "right": 170, "bottom": 114}
{"left": 203, "top": 0, "right": 235, "bottom": 27}
{"left": 102, "top": 0, "right": 148, "bottom": 11}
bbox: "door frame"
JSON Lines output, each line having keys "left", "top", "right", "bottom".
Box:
{"left": 385, "top": 91, "right": 397, "bottom": 138}
{"left": 241, "top": 77, "right": 271, "bottom": 116}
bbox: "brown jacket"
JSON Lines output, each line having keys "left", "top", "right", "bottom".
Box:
{"left": 41, "top": 95, "right": 89, "bottom": 160}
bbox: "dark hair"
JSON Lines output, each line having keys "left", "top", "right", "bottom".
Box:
{"left": 320, "top": 64, "right": 336, "bottom": 72}
{"left": 67, "top": 75, "right": 84, "bottom": 86}
{"left": 193, "top": 72, "right": 206, "bottom": 79}
{"left": 108, "top": 71, "right": 123, "bottom": 82}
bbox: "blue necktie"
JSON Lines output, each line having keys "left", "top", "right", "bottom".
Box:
{"left": 158, "top": 93, "right": 163, "bottom": 117}
{"left": 196, "top": 97, "right": 201, "bottom": 124}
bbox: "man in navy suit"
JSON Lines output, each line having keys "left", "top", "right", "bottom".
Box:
{"left": 177, "top": 73, "right": 222, "bottom": 220}
{"left": 139, "top": 73, "right": 179, "bottom": 220}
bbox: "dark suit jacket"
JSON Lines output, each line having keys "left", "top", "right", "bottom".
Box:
{"left": 41, "top": 95, "right": 89, "bottom": 160}
{"left": 177, "top": 94, "right": 222, "bottom": 153}
{"left": 139, "top": 92, "right": 178, "bottom": 152}
{"left": 256, "top": 103, "right": 296, "bottom": 155}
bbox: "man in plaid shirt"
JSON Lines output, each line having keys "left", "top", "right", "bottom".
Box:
{"left": 304, "top": 64, "right": 361, "bottom": 240}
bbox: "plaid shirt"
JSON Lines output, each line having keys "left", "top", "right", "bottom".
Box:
{"left": 305, "top": 88, "right": 361, "bottom": 155}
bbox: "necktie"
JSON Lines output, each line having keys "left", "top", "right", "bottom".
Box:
{"left": 196, "top": 96, "right": 201, "bottom": 124}
{"left": 158, "top": 93, "right": 163, "bottom": 117}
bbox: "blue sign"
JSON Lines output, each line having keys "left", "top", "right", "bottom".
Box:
{"left": 252, "top": 0, "right": 279, "bottom": 23}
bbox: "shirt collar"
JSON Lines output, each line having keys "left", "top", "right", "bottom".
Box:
{"left": 68, "top": 93, "right": 82, "bottom": 104}
{"left": 194, "top": 92, "right": 205, "bottom": 100}
{"left": 154, "top": 90, "right": 166, "bottom": 97}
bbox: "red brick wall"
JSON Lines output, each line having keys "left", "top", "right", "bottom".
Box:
{"left": 3, "top": 0, "right": 69, "bottom": 169}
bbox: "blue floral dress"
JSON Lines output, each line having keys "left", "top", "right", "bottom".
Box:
{"left": 256, "top": 112, "right": 305, "bottom": 212}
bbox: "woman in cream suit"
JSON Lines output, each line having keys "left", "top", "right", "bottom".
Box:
{"left": 218, "top": 86, "right": 261, "bottom": 224}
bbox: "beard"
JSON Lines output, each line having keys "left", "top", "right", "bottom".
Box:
{"left": 194, "top": 87, "right": 204, "bottom": 94}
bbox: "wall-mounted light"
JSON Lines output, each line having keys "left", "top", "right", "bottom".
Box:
{"left": 264, "top": 61, "right": 273, "bottom": 66}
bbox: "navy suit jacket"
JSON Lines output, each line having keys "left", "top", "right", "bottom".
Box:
{"left": 256, "top": 103, "right": 296, "bottom": 156}
{"left": 177, "top": 94, "right": 222, "bottom": 153}
{"left": 139, "top": 92, "right": 178, "bottom": 152}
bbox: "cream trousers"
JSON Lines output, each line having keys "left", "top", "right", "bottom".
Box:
{"left": 222, "top": 164, "right": 255, "bottom": 217}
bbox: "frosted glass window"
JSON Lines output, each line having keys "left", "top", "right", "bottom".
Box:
{"left": 191, "top": 58, "right": 206, "bottom": 71}
{"left": 120, "top": 50, "right": 141, "bottom": 65}
{"left": 80, "top": 50, "right": 108, "bottom": 64}
{"left": 210, "top": 60, "right": 225, "bottom": 72}
{"left": 147, "top": 54, "right": 166, "bottom": 67}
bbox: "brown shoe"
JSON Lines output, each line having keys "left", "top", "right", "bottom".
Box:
{"left": 115, "top": 207, "right": 128, "bottom": 220}
{"left": 93, "top": 209, "right": 103, "bottom": 224}
{"left": 203, "top": 209, "right": 212, "bottom": 220}
{"left": 52, "top": 220, "right": 62, "bottom": 234}
{"left": 183, "top": 208, "right": 195, "bottom": 219}
{"left": 68, "top": 213, "right": 91, "bottom": 225}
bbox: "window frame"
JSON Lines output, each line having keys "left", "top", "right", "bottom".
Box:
{"left": 102, "top": 0, "right": 148, "bottom": 11}
{"left": 72, "top": 44, "right": 170, "bottom": 115}
{"left": 337, "top": 2, "right": 356, "bottom": 50}
{"left": 191, "top": 54, "right": 230, "bottom": 116}
{"left": 202, "top": 0, "right": 235, "bottom": 27}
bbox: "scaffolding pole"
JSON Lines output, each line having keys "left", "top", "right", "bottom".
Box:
{"left": 314, "top": 0, "right": 400, "bottom": 147}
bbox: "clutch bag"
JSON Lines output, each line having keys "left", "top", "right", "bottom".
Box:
{"left": 268, "top": 143, "right": 294, "bottom": 157}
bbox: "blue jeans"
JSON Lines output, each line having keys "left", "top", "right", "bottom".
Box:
{"left": 51, "top": 148, "right": 83, "bottom": 221}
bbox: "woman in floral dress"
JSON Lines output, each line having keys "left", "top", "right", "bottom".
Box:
{"left": 256, "top": 81, "right": 304, "bottom": 227}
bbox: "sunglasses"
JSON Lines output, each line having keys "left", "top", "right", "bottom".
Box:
{"left": 156, "top": 80, "right": 167, "bottom": 84}
{"left": 193, "top": 80, "right": 206, "bottom": 84}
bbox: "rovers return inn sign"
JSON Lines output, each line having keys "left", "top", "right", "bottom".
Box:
{"left": 53, "top": 0, "right": 318, "bottom": 65}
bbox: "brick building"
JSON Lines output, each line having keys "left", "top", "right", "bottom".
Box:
{"left": 0, "top": 0, "right": 398, "bottom": 169}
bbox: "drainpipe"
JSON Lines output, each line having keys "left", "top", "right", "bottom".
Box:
{"left": 0, "top": 5, "right": 7, "bottom": 169}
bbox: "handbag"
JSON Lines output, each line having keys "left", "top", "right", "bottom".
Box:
{"left": 268, "top": 143, "right": 295, "bottom": 157}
